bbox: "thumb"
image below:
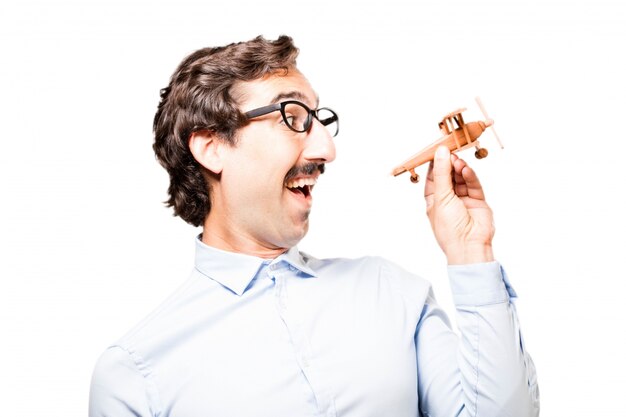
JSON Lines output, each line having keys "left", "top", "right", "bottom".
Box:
{"left": 433, "top": 146, "right": 453, "bottom": 197}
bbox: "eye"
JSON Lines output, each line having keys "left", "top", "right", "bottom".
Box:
{"left": 282, "top": 112, "right": 306, "bottom": 130}
{"left": 283, "top": 114, "right": 296, "bottom": 125}
{"left": 282, "top": 102, "right": 309, "bottom": 131}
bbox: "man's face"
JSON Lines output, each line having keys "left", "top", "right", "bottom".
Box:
{"left": 212, "top": 69, "right": 336, "bottom": 254}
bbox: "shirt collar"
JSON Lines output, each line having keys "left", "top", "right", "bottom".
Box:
{"left": 278, "top": 246, "right": 318, "bottom": 278}
{"left": 194, "top": 236, "right": 317, "bottom": 296}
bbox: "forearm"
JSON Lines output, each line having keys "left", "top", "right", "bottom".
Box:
{"left": 445, "top": 243, "right": 494, "bottom": 265}
{"left": 450, "top": 262, "right": 539, "bottom": 417}
{"left": 416, "top": 263, "right": 539, "bottom": 417}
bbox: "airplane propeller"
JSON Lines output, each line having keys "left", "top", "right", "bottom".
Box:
{"left": 475, "top": 96, "right": 504, "bottom": 150}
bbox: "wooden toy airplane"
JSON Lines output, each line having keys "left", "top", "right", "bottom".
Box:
{"left": 391, "top": 97, "right": 503, "bottom": 183}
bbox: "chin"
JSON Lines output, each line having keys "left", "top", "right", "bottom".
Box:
{"left": 282, "top": 220, "right": 309, "bottom": 248}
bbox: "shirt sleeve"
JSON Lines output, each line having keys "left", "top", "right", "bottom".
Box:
{"left": 89, "top": 345, "right": 159, "bottom": 417}
{"left": 415, "top": 261, "right": 540, "bottom": 417}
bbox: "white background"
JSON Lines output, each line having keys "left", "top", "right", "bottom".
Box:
{"left": 1, "top": 0, "right": 624, "bottom": 415}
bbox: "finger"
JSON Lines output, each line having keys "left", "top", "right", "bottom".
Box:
{"left": 424, "top": 161, "right": 435, "bottom": 191}
{"left": 460, "top": 163, "right": 486, "bottom": 201}
{"left": 453, "top": 157, "right": 466, "bottom": 182}
{"left": 451, "top": 157, "right": 467, "bottom": 195}
{"left": 424, "top": 161, "right": 435, "bottom": 210}
{"left": 453, "top": 156, "right": 466, "bottom": 176}
{"left": 433, "top": 146, "right": 453, "bottom": 198}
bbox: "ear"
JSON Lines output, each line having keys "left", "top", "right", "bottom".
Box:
{"left": 189, "top": 130, "right": 224, "bottom": 175}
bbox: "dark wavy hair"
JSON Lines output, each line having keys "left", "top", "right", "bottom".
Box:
{"left": 153, "top": 35, "right": 299, "bottom": 226}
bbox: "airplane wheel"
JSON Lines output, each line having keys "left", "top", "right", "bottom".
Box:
{"left": 410, "top": 174, "right": 419, "bottom": 183}
{"left": 475, "top": 148, "right": 488, "bottom": 159}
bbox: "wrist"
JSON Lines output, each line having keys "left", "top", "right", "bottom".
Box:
{"left": 445, "top": 243, "right": 494, "bottom": 265}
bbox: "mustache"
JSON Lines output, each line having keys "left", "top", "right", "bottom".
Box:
{"left": 285, "top": 163, "right": 325, "bottom": 182}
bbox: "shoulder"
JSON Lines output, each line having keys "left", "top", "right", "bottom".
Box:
{"left": 90, "top": 272, "right": 207, "bottom": 414}
{"left": 89, "top": 345, "right": 160, "bottom": 416}
{"left": 303, "top": 252, "right": 432, "bottom": 296}
{"left": 91, "top": 345, "right": 149, "bottom": 382}
{"left": 107, "top": 270, "right": 205, "bottom": 355}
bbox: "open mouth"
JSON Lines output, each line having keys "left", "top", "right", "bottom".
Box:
{"left": 287, "top": 184, "right": 311, "bottom": 197}
{"left": 285, "top": 177, "right": 317, "bottom": 198}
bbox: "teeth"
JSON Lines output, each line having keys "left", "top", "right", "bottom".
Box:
{"left": 286, "top": 177, "right": 318, "bottom": 189}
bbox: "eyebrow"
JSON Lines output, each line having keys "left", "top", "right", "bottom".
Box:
{"left": 270, "top": 91, "right": 320, "bottom": 108}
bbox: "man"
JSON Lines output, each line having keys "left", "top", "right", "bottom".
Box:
{"left": 90, "top": 35, "right": 539, "bottom": 416}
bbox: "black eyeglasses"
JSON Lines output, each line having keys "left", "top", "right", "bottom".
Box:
{"left": 244, "top": 100, "right": 339, "bottom": 137}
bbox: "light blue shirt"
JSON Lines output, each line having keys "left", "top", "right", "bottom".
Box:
{"left": 89, "top": 238, "right": 539, "bottom": 416}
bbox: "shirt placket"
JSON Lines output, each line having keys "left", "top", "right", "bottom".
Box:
{"left": 268, "top": 262, "right": 337, "bottom": 417}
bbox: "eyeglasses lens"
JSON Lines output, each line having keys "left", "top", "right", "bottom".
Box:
{"left": 283, "top": 102, "right": 310, "bottom": 132}
{"left": 316, "top": 108, "right": 338, "bottom": 137}
{"left": 281, "top": 102, "right": 338, "bottom": 137}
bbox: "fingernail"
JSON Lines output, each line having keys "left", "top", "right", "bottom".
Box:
{"left": 435, "top": 146, "right": 448, "bottom": 159}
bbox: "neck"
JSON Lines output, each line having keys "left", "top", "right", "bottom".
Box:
{"left": 202, "top": 214, "right": 288, "bottom": 260}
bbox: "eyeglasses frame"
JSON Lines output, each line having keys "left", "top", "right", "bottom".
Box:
{"left": 244, "top": 100, "right": 339, "bottom": 137}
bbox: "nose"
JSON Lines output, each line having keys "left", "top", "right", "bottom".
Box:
{"left": 302, "top": 118, "right": 336, "bottom": 163}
